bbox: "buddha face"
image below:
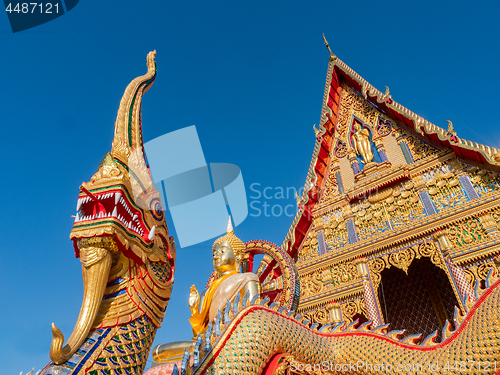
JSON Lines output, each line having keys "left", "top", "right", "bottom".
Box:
{"left": 353, "top": 122, "right": 361, "bottom": 131}
{"left": 212, "top": 240, "right": 236, "bottom": 274}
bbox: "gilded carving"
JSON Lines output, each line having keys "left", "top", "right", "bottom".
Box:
{"left": 446, "top": 217, "right": 488, "bottom": 248}
{"left": 376, "top": 118, "right": 392, "bottom": 137}
{"left": 334, "top": 139, "right": 348, "bottom": 158}
{"left": 491, "top": 207, "right": 500, "bottom": 228}
{"left": 321, "top": 208, "right": 349, "bottom": 251}
{"left": 423, "top": 163, "right": 468, "bottom": 212}
{"left": 416, "top": 241, "right": 444, "bottom": 270}
{"left": 302, "top": 307, "right": 330, "bottom": 325}
{"left": 330, "top": 262, "right": 360, "bottom": 287}
{"left": 397, "top": 127, "right": 440, "bottom": 162}
{"left": 301, "top": 270, "right": 324, "bottom": 297}
{"left": 298, "top": 231, "right": 319, "bottom": 261}
{"left": 467, "top": 165, "right": 500, "bottom": 197}
{"left": 368, "top": 257, "right": 386, "bottom": 289}
{"left": 388, "top": 247, "right": 415, "bottom": 274}
{"left": 465, "top": 261, "right": 500, "bottom": 289}
{"left": 340, "top": 298, "right": 367, "bottom": 325}
{"left": 353, "top": 181, "right": 425, "bottom": 241}
{"left": 322, "top": 166, "right": 339, "bottom": 198}
{"left": 336, "top": 85, "right": 378, "bottom": 142}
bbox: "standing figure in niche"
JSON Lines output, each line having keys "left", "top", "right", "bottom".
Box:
{"left": 352, "top": 122, "right": 374, "bottom": 164}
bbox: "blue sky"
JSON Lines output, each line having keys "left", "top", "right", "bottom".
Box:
{"left": 1, "top": 0, "right": 500, "bottom": 372}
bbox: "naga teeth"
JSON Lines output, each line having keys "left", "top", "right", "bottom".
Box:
{"left": 115, "top": 192, "right": 122, "bottom": 205}
{"left": 112, "top": 207, "right": 118, "bottom": 217}
{"left": 77, "top": 198, "right": 82, "bottom": 211}
{"left": 148, "top": 226, "right": 156, "bottom": 241}
{"left": 133, "top": 214, "right": 138, "bottom": 221}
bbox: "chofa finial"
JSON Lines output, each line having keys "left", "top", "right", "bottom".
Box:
{"left": 322, "top": 34, "right": 337, "bottom": 62}
{"left": 227, "top": 216, "right": 233, "bottom": 234}
{"left": 446, "top": 120, "right": 457, "bottom": 136}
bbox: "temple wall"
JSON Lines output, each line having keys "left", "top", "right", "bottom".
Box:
{"left": 383, "top": 133, "right": 407, "bottom": 167}
{"left": 338, "top": 157, "right": 355, "bottom": 190}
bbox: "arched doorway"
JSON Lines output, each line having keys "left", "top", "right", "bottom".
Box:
{"left": 378, "top": 257, "right": 459, "bottom": 339}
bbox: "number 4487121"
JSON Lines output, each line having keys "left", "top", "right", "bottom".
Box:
{"left": 5, "top": 3, "right": 59, "bottom": 13}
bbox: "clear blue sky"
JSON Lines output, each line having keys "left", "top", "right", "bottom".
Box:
{"left": 1, "top": 0, "right": 500, "bottom": 372}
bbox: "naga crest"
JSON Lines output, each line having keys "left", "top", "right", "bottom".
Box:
{"left": 47, "top": 51, "right": 175, "bottom": 371}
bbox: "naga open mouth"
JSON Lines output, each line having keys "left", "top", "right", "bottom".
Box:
{"left": 73, "top": 185, "right": 154, "bottom": 242}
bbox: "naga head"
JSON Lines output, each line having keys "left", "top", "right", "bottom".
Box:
{"left": 49, "top": 51, "right": 175, "bottom": 365}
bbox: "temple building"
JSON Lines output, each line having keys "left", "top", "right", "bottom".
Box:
{"left": 275, "top": 39, "right": 500, "bottom": 340}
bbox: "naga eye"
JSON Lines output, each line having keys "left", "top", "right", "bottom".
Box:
{"left": 150, "top": 198, "right": 164, "bottom": 221}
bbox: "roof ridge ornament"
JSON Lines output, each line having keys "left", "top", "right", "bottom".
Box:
{"left": 322, "top": 33, "right": 337, "bottom": 62}
{"left": 446, "top": 120, "right": 457, "bottom": 136}
{"left": 383, "top": 86, "right": 392, "bottom": 100}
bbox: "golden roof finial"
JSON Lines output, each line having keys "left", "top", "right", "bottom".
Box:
{"left": 322, "top": 34, "right": 337, "bottom": 62}
{"left": 446, "top": 120, "right": 457, "bottom": 136}
{"left": 227, "top": 215, "right": 234, "bottom": 234}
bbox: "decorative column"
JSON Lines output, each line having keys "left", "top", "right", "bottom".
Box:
{"left": 331, "top": 162, "right": 345, "bottom": 195}
{"left": 326, "top": 301, "right": 343, "bottom": 324}
{"left": 413, "top": 175, "right": 437, "bottom": 216}
{"left": 394, "top": 133, "right": 413, "bottom": 164}
{"left": 374, "top": 140, "right": 389, "bottom": 163}
{"left": 348, "top": 151, "right": 360, "bottom": 175}
{"left": 446, "top": 259, "right": 477, "bottom": 307}
{"left": 433, "top": 230, "right": 476, "bottom": 310}
{"left": 355, "top": 258, "right": 383, "bottom": 327}
{"left": 449, "top": 157, "right": 480, "bottom": 201}
{"left": 343, "top": 205, "right": 359, "bottom": 244}
{"left": 316, "top": 231, "right": 327, "bottom": 256}
{"left": 458, "top": 175, "right": 480, "bottom": 200}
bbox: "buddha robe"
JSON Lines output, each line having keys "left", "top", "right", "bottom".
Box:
{"left": 189, "top": 271, "right": 259, "bottom": 335}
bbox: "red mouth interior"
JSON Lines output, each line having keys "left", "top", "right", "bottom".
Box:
{"left": 75, "top": 189, "right": 148, "bottom": 239}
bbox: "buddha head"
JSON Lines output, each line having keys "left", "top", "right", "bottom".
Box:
{"left": 212, "top": 217, "right": 245, "bottom": 275}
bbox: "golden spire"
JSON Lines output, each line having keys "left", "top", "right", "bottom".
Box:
{"left": 322, "top": 33, "right": 337, "bottom": 62}
{"left": 227, "top": 215, "right": 234, "bottom": 234}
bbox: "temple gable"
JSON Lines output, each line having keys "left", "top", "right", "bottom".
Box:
{"left": 290, "top": 54, "right": 500, "bottom": 336}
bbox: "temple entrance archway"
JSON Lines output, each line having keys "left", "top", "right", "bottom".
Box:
{"left": 377, "top": 257, "right": 459, "bottom": 339}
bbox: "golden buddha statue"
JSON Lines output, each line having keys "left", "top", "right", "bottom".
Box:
{"left": 152, "top": 217, "right": 260, "bottom": 365}
{"left": 188, "top": 217, "right": 260, "bottom": 335}
{"left": 352, "top": 122, "right": 374, "bottom": 164}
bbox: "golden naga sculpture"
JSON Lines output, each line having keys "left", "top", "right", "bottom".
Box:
{"left": 352, "top": 122, "right": 374, "bottom": 164}
{"left": 40, "top": 51, "right": 176, "bottom": 374}
{"left": 152, "top": 217, "right": 260, "bottom": 365}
